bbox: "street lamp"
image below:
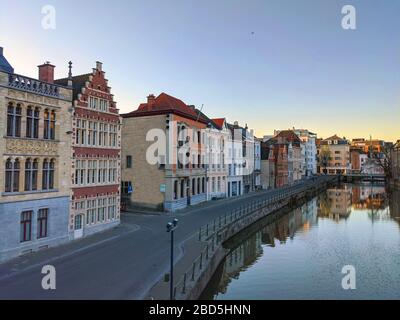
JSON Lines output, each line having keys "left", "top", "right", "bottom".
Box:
{"left": 166, "top": 218, "right": 179, "bottom": 300}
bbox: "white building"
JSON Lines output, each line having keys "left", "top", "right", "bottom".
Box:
{"left": 254, "top": 138, "right": 261, "bottom": 189}
{"left": 227, "top": 122, "right": 244, "bottom": 197}
{"left": 293, "top": 129, "right": 317, "bottom": 177}
{"left": 205, "top": 118, "right": 229, "bottom": 200}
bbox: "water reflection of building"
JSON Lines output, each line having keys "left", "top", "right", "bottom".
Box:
{"left": 262, "top": 199, "right": 317, "bottom": 244}
{"left": 318, "top": 185, "right": 352, "bottom": 221}
{"left": 389, "top": 189, "right": 400, "bottom": 226}
{"left": 351, "top": 185, "right": 387, "bottom": 211}
{"left": 217, "top": 198, "right": 318, "bottom": 294}
{"left": 218, "top": 232, "right": 263, "bottom": 294}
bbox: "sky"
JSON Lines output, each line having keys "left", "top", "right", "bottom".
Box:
{"left": 0, "top": 0, "right": 399, "bottom": 141}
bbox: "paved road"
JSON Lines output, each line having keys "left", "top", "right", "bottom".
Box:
{"left": 0, "top": 178, "right": 329, "bottom": 299}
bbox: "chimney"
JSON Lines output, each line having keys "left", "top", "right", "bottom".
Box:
{"left": 96, "top": 61, "right": 102, "bottom": 71}
{"left": 38, "top": 62, "right": 55, "bottom": 83}
{"left": 147, "top": 94, "right": 156, "bottom": 104}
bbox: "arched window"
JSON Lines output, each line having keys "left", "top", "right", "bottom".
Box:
{"left": 197, "top": 178, "right": 200, "bottom": 194}
{"left": 44, "top": 110, "right": 55, "bottom": 140}
{"left": 44, "top": 109, "right": 50, "bottom": 139}
{"left": 26, "top": 107, "right": 40, "bottom": 139}
{"left": 50, "top": 111, "right": 56, "bottom": 139}
{"left": 42, "top": 159, "right": 55, "bottom": 190}
{"left": 5, "top": 159, "right": 13, "bottom": 192}
{"left": 7, "top": 103, "right": 22, "bottom": 137}
{"left": 180, "top": 179, "right": 185, "bottom": 198}
{"left": 173, "top": 180, "right": 178, "bottom": 200}
{"left": 202, "top": 177, "right": 205, "bottom": 193}
{"left": 5, "top": 158, "right": 20, "bottom": 192}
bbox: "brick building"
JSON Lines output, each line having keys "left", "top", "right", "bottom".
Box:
{"left": 55, "top": 62, "right": 121, "bottom": 239}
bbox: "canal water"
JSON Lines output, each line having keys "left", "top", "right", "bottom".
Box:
{"left": 201, "top": 184, "right": 400, "bottom": 300}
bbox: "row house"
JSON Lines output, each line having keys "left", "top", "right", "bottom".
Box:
{"left": 293, "top": 128, "right": 317, "bottom": 177}
{"left": 205, "top": 118, "right": 229, "bottom": 200}
{"left": 226, "top": 122, "right": 244, "bottom": 197}
{"left": 317, "top": 135, "right": 351, "bottom": 175}
{"left": 254, "top": 138, "right": 262, "bottom": 189}
{"left": 55, "top": 62, "right": 121, "bottom": 239}
{"left": 228, "top": 122, "right": 255, "bottom": 194}
{"left": 0, "top": 48, "right": 72, "bottom": 262}
{"left": 272, "top": 130, "right": 303, "bottom": 184}
{"left": 121, "top": 93, "right": 208, "bottom": 212}
{"left": 351, "top": 138, "right": 386, "bottom": 155}
{"left": 260, "top": 142, "right": 276, "bottom": 189}
{"left": 261, "top": 140, "right": 288, "bottom": 188}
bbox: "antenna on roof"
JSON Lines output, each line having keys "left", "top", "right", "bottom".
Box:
{"left": 196, "top": 104, "right": 204, "bottom": 122}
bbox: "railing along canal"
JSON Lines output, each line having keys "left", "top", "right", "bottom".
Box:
{"left": 172, "top": 175, "right": 336, "bottom": 299}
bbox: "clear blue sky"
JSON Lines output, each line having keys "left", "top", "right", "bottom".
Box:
{"left": 1, "top": 0, "right": 399, "bottom": 141}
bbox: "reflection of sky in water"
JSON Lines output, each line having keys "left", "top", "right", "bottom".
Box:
{"left": 208, "top": 185, "right": 400, "bottom": 300}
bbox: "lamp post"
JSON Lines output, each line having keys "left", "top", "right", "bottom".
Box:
{"left": 166, "top": 218, "right": 179, "bottom": 300}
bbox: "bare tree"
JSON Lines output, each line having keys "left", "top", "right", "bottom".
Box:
{"left": 319, "top": 145, "right": 331, "bottom": 174}
{"left": 372, "top": 142, "right": 397, "bottom": 179}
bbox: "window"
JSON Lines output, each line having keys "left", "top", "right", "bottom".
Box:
{"left": 42, "top": 159, "right": 55, "bottom": 190}
{"left": 26, "top": 107, "right": 40, "bottom": 138}
{"left": 202, "top": 178, "right": 205, "bottom": 193}
{"left": 20, "top": 211, "right": 32, "bottom": 242}
{"left": 174, "top": 180, "right": 178, "bottom": 199}
{"left": 180, "top": 180, "right": 184, "bottom": 198}
{"left": 44, "top": 109, "right": 50, "bottom": 139}
{"left": 121, "top": 181, "right": 132, "bottom": 195}
{"left": 5, "top": 158, "right": 20, "bottom": 192}
{"left": 192, "top": 178, "right": 196, "bottom": 195}
{"left": 24, "top": 158, "right": 38, "bottom": 191}
{"left": 37, "top": 209, "right": 49, "bottom": 239}
{"left": 108, "top": 197, "right": 116, "bottom": 220}
{"left": 126, "top": 156, "right": 132, "bottom": 169}
{"left": 97, "top": 198, "right": 106, "bottom": 222}
{"left": 7, "top": 103, "right": 22, "bottom": 137}
{"left": 76, "top": 119, "right": 87, "bottom": 145}
{"left": 197, "top": 178, "right": 200, "bottom": 194}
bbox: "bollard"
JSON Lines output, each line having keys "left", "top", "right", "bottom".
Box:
{"left": 219, "top": 216, "right": 221, "bottom": 228}
{"left": 198, "top": 226, "right": 202, "bottom": 241}
{"left": 212, "top": 236, "right": 215, "bottom": 251}
{"left": 206, "top": 245, "right": 209, "bottom": 260}
{"left": 206, "top": 223, "right": 209, "bottom": 236}
{"left": 213, "top": 219, "right": 216, "bottom": 232}
{"left": 200, "top": 253, "right": 203, "bottom": 270}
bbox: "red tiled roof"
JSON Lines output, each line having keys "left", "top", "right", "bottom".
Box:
{"left": 324, "top": 134, "right": 342, "bottom": 141}
{"left": 122, "top": 92, "right": 209, "bottom": 124}
{"left": 211, "top": 118, "right": 225, "bottom": 129}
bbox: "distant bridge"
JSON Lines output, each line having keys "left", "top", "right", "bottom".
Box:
{"left": 341, "top": 173, "right": 386, "bottom": 182}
